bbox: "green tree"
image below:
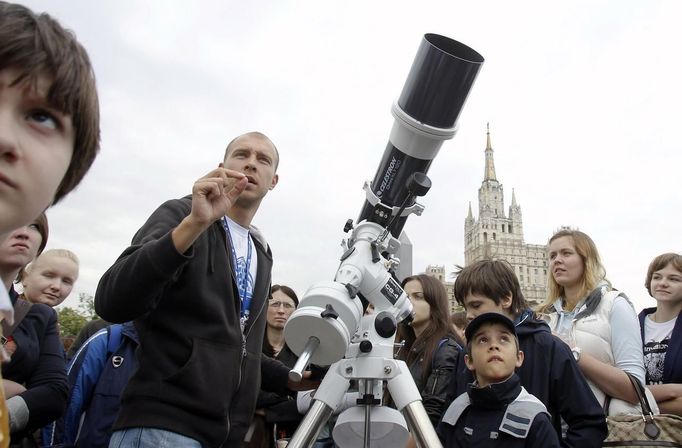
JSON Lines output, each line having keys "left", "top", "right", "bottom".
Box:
{"left": 57, "top": 306, "right": 88, "bottom": 337}
{"left": 77, "top": 292, "right": 98, "bottom": 320}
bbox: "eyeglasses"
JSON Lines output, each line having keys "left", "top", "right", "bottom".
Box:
{"left": 269, "top": 301, "right": 295, "bottom": 310}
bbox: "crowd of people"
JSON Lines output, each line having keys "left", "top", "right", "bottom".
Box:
{"left": 1, "top": 2, "right": 681, "bottom": 448}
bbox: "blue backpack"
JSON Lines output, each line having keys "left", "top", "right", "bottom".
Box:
{"left": 43, "top": 323, "right": 138, "bottom": 448}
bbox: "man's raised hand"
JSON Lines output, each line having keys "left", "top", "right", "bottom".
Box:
{"left": 171, "top": 167, "right": 247, "bottom": 253}
{"left": 189, "top": 166, "right": 248, "bottom": 227}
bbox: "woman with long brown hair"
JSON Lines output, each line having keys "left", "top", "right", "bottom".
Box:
{"left": 396, "top": 274, "right": 460, "bottom": 426}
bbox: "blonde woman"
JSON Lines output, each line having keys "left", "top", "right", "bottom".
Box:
{"left": 21, "top": 249, "right": 79, "bottom": 308}
{"left": 538, "top": 229, "right": 648, "bottom": 415}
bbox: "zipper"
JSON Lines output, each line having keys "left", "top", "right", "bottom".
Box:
{"left": 225, "top": 280, "right": 269, "bottom": 444}
{"left": 430, "top": 372, "right": 440, "bottom": 395}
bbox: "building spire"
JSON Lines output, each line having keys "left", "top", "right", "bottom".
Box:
{"left": 484, "top": 122, "right": 497, "bottom": 181}
{"left": 511, "top": 188, "right": 518, "bottom": 207}
{"left": 467, "top": 201, "right": 473, "bottom": 219}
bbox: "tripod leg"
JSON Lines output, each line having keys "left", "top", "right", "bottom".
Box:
{"left": 386, "top": 361, "right": 443, "bottom": 448}
{"left": 288, "top": 361, "right": 351, "bottom": 448}
{"left": 402, "top": 402, "right": 442, "bottom": 448}
{"left": 288, "top": 400, "right": 334, "bottom": 448}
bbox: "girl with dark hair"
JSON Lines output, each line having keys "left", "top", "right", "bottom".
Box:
{"left": 0, "top": 214, "right": 68, "bottom": 446}
{"left": 397, "top": 274, "right": 460, "bottom": 427}
{"left": 639, "top": 252, "right": 682, "bottom": 415}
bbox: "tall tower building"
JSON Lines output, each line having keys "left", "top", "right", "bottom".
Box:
{"left": 463, "top": 125, "right": 548, "bottom": 307}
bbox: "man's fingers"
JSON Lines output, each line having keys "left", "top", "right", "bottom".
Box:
{"left": 223, "top": 176, "right": 248, "bottom": 202}
{"left": 203, "top": 167, "right": 246, "bottom": 183}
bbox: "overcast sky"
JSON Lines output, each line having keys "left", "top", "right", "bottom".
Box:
{"left": 21, "top": 0, "right": 681, "bottom": 312}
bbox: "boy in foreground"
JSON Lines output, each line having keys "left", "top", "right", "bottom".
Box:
{"left": 438, "top": 313, "right": 559, "bottom": 447}
{"left": 1, "top": 2, "right": 100, "bottom": 444}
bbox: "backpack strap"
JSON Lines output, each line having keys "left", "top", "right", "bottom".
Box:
{"left": 1, "top": 298, "right": 33, "bottom": 344}
{"left": 107, "top": 324, "right": 123, "bottom": 357}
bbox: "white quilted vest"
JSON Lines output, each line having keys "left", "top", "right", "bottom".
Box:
{"left": 549, "top": 290, "right": 654, "bottom": 415}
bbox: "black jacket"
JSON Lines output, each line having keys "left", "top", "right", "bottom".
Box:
{"left": 256, "top": 344, "right": 300, "bottom": 424}
{"left": 3, "top": 292, "right": 68, "bottom": 437}
{"left": 446, "top": 311, "right": 607, "bottom": 447}
{"left": 438, "top": 374, "right": 559, "bottom": 447}
{"left": 407, "top": 335, "right": 461, "bottom": 427}
{"left": 95, "top": 196, "right": 289, "bottom": 447}
{"left": 639, "top": 307, "right": 682, "bottom": 384}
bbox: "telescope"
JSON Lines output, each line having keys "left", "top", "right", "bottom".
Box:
{"left": 284, "top": 34, "right": 483, "bottom": 448}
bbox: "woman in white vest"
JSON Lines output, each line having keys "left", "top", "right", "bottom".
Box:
{"left": 537, "top": 229, "right": 648, "bottom": 415}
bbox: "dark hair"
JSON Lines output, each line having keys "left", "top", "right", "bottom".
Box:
{"left": 271, "top": 284, "right": 298, "bottom": 306}
{"left": 0, "top": 1, "right": 100, "bottom": 204}
{"left": 223, "top": 131, "right": 279, "bottom": 170}
{"left": 397, "top": 274, "right": 454, "bottom": 384}
{"left": 449, "top": 311, "right": 467, "bottom": 347}
{"left": 14, "top": 213, "right": 49, "bottom": 283}
{"left": 34, "top": 212, "right": 49, "bottom": 255}
{"left": 645, "top": 253, "right": 682, "bottom": 297}
{"left": 450, "top": 311, "right": 467, "bottom": 329}
{"left": 454, "top": 259, "right": 528, "bottom": 318}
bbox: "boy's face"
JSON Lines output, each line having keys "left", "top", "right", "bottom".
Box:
{"left": 463, "top": 292, "right": 513, "bottom": 322}
{"left": 0, "top": 68, "right": 74, "bottom": 234}
{"left": 465, "top": 322, "right": 523, "bottom": 387}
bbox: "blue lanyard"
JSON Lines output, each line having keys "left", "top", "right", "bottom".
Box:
{"left": 222, "top": 217, "right": 253, "bottom": 320}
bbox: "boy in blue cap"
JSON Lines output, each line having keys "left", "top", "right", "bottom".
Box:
{"left": 438, "top": 313, "right": 559, "bottom": 447}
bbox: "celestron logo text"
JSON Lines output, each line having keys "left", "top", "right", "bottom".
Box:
{"left": 377, "top": 156, "right": 402, "bottom": 199}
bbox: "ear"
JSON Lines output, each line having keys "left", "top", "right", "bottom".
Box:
{"left": 20, "top": 265, "right": 31, "bottom": 287}
{"left": 464, "top": 353, "right": 475, "bottom": 372}
{"left": 515, "top": 350, "right": 524, "bottom": 368}
{"left": 269, "top": 173, "right": 279, "bottom": 190}
{"left": 500, "top": 293, "right": 513, "bottom": 311}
